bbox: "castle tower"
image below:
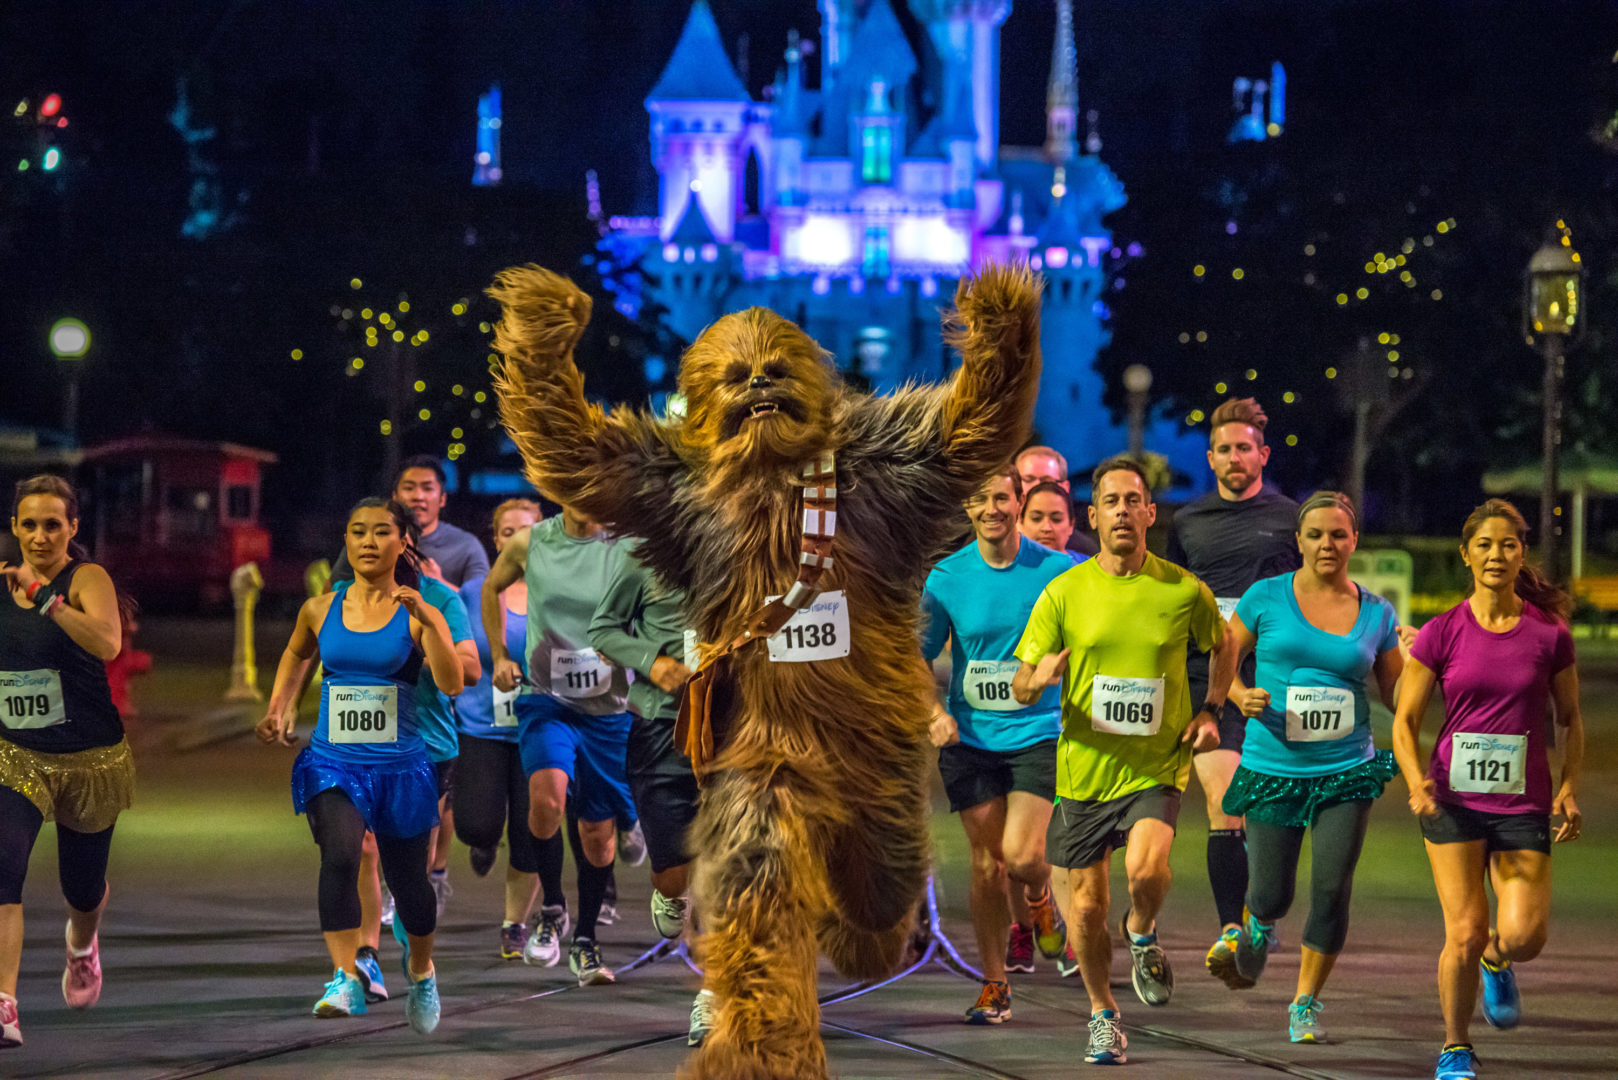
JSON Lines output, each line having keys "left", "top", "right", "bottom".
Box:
{"left": 772, "top": 32, "right": 810, "bottom": 207}
{"left": 910, "top": 0, "right": 1012, "bottom": 172}
{"left": 1043, "top": 0, "right": 1077, "bottom": 164}
{"left": 645, "top": 0, "right": 753, "bottom": 243}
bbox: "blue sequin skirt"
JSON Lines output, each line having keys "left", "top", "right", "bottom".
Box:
{"left": 291, "top": 747, "right": 440, "bottom": 839}
{"left": 1222, "top": 751, "right": 1398, "bottom": 828}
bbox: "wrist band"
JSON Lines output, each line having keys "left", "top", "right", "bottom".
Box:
{"left": 38, "top": 593, "right": 65, "bottom": 619}
{"left": 1200, "top": 699, "right": 1223, "bottom": 717}
{"left": 24, "top": 581, "right": 41, "bottom": 601}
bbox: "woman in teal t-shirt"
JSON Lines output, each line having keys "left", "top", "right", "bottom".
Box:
{"left": 1219, "top": 491, "right": 1404, "bottom": 1045}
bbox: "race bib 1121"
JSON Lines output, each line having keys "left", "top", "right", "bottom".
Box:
{"left": 1090, "top": 675, "right": 1164, "bottom": 736}
{"left": 962, "top": 659, "right": 1022, "bottom": 712}
{"left": 1285, "top": 685, "right": 1355, "bottom": 742}
{"left": 1450, "top": 732, "right": 1527, "bottom": 795}
{"left": 767, "top": 591, "right": 851, "bottom": 663}
{"left": 0, "top": 669, "right": 66, "bottom": 730}
{"left": 551, "top": 648, "right": 612, "bottom": 699}
{"left": 328, "top": 684, "right": 399, "bottom": 744}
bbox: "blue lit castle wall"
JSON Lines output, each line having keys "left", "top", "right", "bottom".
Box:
{"left": 607, "top": 0, "right": 1207, "bottom": 489}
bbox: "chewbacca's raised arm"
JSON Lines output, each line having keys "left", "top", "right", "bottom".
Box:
{"left": 487, "top": 264, "right": 680, "bottom": 534}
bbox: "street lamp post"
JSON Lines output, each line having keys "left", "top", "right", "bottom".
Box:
{"left": 1524, "top": 236, "right": 1584, "bottom": 583}
{"left": 1123, "top": 364, "right": 1153, "bottom": 459}
{"left": 48, "top": 317, "right": 91, "bottom": 443}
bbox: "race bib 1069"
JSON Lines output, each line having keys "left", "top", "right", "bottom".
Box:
{"left": 491, "top": 683, "right": 520, "bottom": 727}
{"left": 0, "top": 669, "right": 66, "bottom": 730}
{"left": 1450, "top": 732, "right": 1527, "bottom": 795}
{"left": 1090, "top": 675, "right": 1164, "bottom": 736}
{"left": 963, "top": 659, "right": 1022, "bottom": 712}
{"left": 1285, "top": 685, "right": 1355, "bottom": 742}
{"left": 328, "top": 684, "right": 399, "bottom": 744}
{"left": 767, "top": 590, "right": 851, "bottom": 663}
{"left": 551, "top": 648, "right": 612, "bottom": 699}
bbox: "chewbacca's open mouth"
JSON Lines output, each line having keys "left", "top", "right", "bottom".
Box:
{"left": 747, "top": 402, "right": 781, "bottom": 419}
{"left": 723, "top": 394, "right": 803, "bottom": 439}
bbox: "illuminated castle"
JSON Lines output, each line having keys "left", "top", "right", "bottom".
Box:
{"left": 605, "top": 0, "right": 1204, "bottom": 480}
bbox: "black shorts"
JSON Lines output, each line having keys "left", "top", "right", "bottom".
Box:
{"left": 625, "top": 715, "right": 700, "bottom": 874}
{"left": 433, "top": 758, "right": 457, "bottom": 802}
{"left": 1047, "top": 785, "right": 1181, "bottom": 870}
{"left": 1420, "top": 801, "right": 1551, "bottom": 855}
{"left": 937, "top": 739, "right": 1058, "bottom": 814}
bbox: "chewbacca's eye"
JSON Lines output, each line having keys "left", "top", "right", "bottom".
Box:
{"left": 725, "top": 363, "right": 750, "bottom": 384}
{"left": 763, "top": 361, "right": 788, "bottom": 380}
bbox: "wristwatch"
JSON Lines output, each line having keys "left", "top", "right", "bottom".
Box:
{"left": 1197, "top": 699, "right": 1223, "bottom": 719}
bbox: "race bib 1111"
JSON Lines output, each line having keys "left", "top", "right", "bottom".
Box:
{"left": 551, "top": 648, "right": 612, "bottom": 699}
{"left": 962, "top": 659, "right": 1022, "bottom": 712}
{"left": 1450, "top": 732, "right": 1527, "bottom": 795}
{"left": 328, "top": 684, "right": 399, "bottom": 744}
{"left": 1285, "top": 685, "right": 1355, "bottom": 742}
{"left": 1090, "top": 675, "right": 1164, "bottom": 736}
{"left": 0, "top": 669, "right": 66, "bottom": 730}
{"left": 767, "top": 591, "right": 851, "bottom": 663}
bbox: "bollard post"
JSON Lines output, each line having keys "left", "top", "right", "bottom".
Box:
{"left": 224, "top": 562, "right": 265, "bottom": 702}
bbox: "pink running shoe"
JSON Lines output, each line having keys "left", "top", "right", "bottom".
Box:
{"left": 0, "top": 994, "right": 20, "bottom": 1048}
{"left": 62, "top": 928, "right": 102, "bottom": 1009}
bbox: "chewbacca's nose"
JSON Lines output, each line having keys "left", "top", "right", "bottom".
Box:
{"left": 749, "top": 374, "right": 772, "bottom": 389}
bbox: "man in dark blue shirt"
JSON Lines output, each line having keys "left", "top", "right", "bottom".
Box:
{"left": 331, "top": 456, "right": 490, "bottom": 588}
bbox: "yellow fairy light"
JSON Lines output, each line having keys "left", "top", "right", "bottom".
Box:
{"left": 1245, "top": 369, "right": 1258, "bottom": 381}
{"left": 1285, "top": 434, "right": 1298, "bottom": 447}
{"left": 479, "top": 321, "right": 492, "bottom": 333}
{"left": 379, "top": 419, "right": 391, "bottom": 434}
{"left": 290, "top": 348, "right": 303, "bottom": 360}
{"left": 1325, "top": 367, "right": 1337, "bottom": 379}
{"left": 1388, "top": 350, "right": 1400, "bottom": 362}
{"left": 413, "top": 380, "right": 426, "bottom": 392}
{"left": 1189, "top": 409, "right": 1205, "bottom": 423}
{"left": 1196, "top": 331, "right": 1208, "bottom": 342}
{"left": 1365, "top": 262, "right": 1376, "bottom": 273}
{"left": 1436, "top": 221, "right": 1449, "bottom": 234}
{"left": 474, "top": 391, "right": 487, "bottom": 403}
{"left": 1179, "top": 332, "right": 1191, "bottom": 344}
{"left": 392, "top": 330, "right": 405, "bottom": 342}
{"left": 351, "top": 357, "right": 365, "bottom": 370}
{"left": 1282, "top": 391, "right": 1296, "bottom": 403}
{"left": 1193, "top": 265, "right": 1206, "bottom": 277}
{"left": 1304, "top": 243, "right": 1316, "bottom": 256}
{"left": 1215, "top": 382, "right": 1228, "bottom": 394}
{"left": 1355, "top": 287, "right": 1369, "bottom": 300}
{"left": 1430, "top": 289, "right": 1443, "bottom": 301}
{"left": 418, "top": 408, "right": 431, "bottom": 421}
{"left": 361, "top": 308, "right": 374, "bottom": 320}
{"left": 1336, "top": 293, "right": 1348, "bottom": 306}
{"left": 351, "top": 278, "right": 363, "bottom": 290}
{"left": 452, "top": 384, "right": 464, "bottom": 396}
{"left": 398, "top": 300, "right": 411, "bottom": 313}
{"left": 1232, "top": 268, "right": 1245, "bottom": 280}
{"left": 452, "top": 302, "right": 467, "bottom": 315}
{"left": 451, "top": 427, "right": 464, "bottom": 439}
{"left": 418, "top": 330, "right": 429, "bottom": 342}
{"left": 1378, "top": 332, "right": 1391, "bottom": 344}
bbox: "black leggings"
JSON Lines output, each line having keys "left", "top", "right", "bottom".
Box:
{"left": 1245, "top": 798, "right": 1372, "bottom": 955}
{"left": 306, "top": 789, "right": 435, "bottom": 937}
{"left": 452, "top": 734, "right": 538, "bottom": 873}
{"left": 0, "top": 786, "right": 113, "bottom": 911}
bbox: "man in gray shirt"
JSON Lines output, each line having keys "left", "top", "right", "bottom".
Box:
{"left": 331, "top": 456, "right": 490, "bottom": 587}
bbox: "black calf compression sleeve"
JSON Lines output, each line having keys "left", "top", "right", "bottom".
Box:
{"left": 1208, "top": 828, "right": 1249, "bottom": 928}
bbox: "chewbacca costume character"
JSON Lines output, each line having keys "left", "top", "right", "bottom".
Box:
{"left": 488, "top": 261, "right": 1042, "bottom": 1079}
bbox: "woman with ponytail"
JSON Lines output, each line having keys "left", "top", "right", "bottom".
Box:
{"left": 1393, "top": 499, "right": 1583, "bottom": 1080}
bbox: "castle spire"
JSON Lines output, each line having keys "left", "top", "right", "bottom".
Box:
{"left": 647, "top": 0, "right": 750, "bottom": 104}
{"left": 1044, "top": 0, "right": 1078, "bottom": 164}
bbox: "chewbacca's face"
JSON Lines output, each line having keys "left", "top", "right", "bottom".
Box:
{"left": 677, "top": 307, "right": 837, "bottom": 464}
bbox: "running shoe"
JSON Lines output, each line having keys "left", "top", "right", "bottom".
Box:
{"left": 619, "top": 821, "right": 648, "bottom": 867}
{"left": 651, "top": 889, "right": 690, "bottom": 940}
{"left": 525, "top": 904, "right": 568, "bottom": 967}
{"left": 1206, "top": 926, "right": 1254, "bottom": 990}
{"left": 1127, "top": 928, "right": 1173, "bottom": 1007}
{"left": 354, "top": 945, "right": 389, "bottom": 1002}
{"left": 1234, "top": 909, "right": 1276, "bottom": 985}
{"left": 1085, "top": 1009, "right": 1128, "bottom": 1065}
{"left": 1056, "top": 941, "right": 1081, "bottom": 979}
{"left": 379, "top": 888, "right": 396, "bottom": 928}
{"left": 313, "top": 969, "right": 367, "bottom": 1018}
{"left": 569, "top": 938, "right": 615, "bottom": 986}
{"left": 500, "top": 922, "right": 529, "bottom": 961}
{"left": 688, "top": 988, "right": 715, "bottom": 1047}
{"left": 1288, "top": 994, "right": 1326, "bottom": 1043}
{"left": 62, "top": 928, "right": 102, "bottom": 1009}
{"left": 1480, "top": 958, "right": 1520, "bottom": 1029}
{"left": 469, "top": 844, "right": 498, "bottom": 878}
{"left": 0, "top": 995, "right": 20, "bottom": 1049}
{"left": 405, "top": 970, "right": 441, "bottom": 1035}
{"left": 1005, "top": 924, "right": 1036, "bottom": 974}
{"left": 1027, "top": 890, "right": 1066, "bottom": 959}
{"left": 430, "top": 871, "right": 453, "bottom": 919}
{"left": 597, "top": 901, "right": 619, "bottom": 926}
{"left": 1435, "top": 1045, "right": 1479, "bottom": 1080}
{"left": 963, "top": 979, "right": 1012, "bottom": 1025}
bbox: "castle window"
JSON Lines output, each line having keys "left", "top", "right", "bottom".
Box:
{"left": 862, "top": 225, "right": 890, "bottom": 278}
{"left": 861, "top": 124, "right": 892, "bottom": 184}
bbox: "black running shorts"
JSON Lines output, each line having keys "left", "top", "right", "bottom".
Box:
{"left": 625, "top": 715, "right": 700, "bottom": 874}
{"left": 936, "top": 738, "right": 1058, "bottom": 814}
{"left": 1046, "top": 785, "right": 1181, "bottom": 870}
{"left": 434, "top": 757, "right": 457, "bottom": 802}
{"left": 1419, "top": 801, "right": 1551, "bottom": 855}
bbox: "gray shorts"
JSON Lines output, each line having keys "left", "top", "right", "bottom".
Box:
{"left": 1046, "top": 785, "right": 1181, "bottom": 870}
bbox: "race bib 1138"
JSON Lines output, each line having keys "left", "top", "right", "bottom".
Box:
{"left": 1450, "top": 732, "right": 1527, "bottom": 795}
{"left": 767, "top": 591, "right": 851, "bottom": 663}
{"left": 1285, "top": 685, "right": 1355, "bottom": 742}
{"left": 0, "top": 669, "right": 66, "bottom": 730}
{"left": 1090, "top": 675, "right": 1164, "bottom": 736}
{"left": 328, "top": 684, "right": 399, "bottom": 744}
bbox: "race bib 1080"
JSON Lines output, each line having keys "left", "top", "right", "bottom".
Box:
{"left": 491, "top": 683, "right": 520, "bottom": 728}
{"left": 328, "top": 684, "right": 399, "bottom": 744}
{"left": 0, "top": 669, "right": 66, "bottom": 730}
{"left": 551, "top": 648, "right": 612, "bottom": 699}
{"left": 1285, "top": 685, "right": 1355, "bottom": 742}
{"left": 767, "top": 591, "right": 851, "bottom": 663}
{"left": 1450, "top": 732, "right": 1527, "bottom": 795}
{"left": 962, "top": 659, "right": 1022, "bottom": 712}
{"left": 1090, "top": 675, "right": 1164, "bottom": 736}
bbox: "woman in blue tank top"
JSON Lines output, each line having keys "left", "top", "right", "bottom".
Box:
{"left": 451, "top": 498, "right": 553, "bottom": 962}
{"left": 257, "top": 498, "right": 463, "bottom": 1035}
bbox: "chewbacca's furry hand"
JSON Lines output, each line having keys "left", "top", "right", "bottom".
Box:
{"left": 950, "top": 261, "right": 1042, "bottom": 356}
{"left": 487, "top": 264, "right": 594, "bottom": 366}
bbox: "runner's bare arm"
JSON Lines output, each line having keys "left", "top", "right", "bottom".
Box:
{"left": 257, "top": 596, "right": 327, "bottom": 746}
{"left": 1391, "top": 656, "right": 1439, "bottom": 816}
{"left": 483, "top": 529, "right": 527, "bottom": 692}
{"left": 1550, "top": 664, "right": 1583, "bottom": 842}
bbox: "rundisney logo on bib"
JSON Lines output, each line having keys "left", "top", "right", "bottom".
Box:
{"left": 1285, "top": 685, "right": 1354, "bottom": 742}
{"left": 329, "top": 684, "right": 398, "bottom": 744}
{"left": 0, "top": 669, "right": 66, "bottom": 730}
{"left": 1451, "top": 732, "right": 1527, "bottom": 795}
{"left": 1091, "top": 675, "right": 1164, "bottom": 736}
{"left": 767, "top": 590, "right": 851, "bottom": 662}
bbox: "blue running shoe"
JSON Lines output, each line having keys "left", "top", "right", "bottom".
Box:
{"left": 405, "top": 970, "right": 440, "bottom": 1035}
{"left": 1085, "top": 1009, "right": 1128, "bottom": 1064}
{"left": 1234, "top": 909, "right": 1276, "bottom": 984}
{"left": 1480, "top": 958, "right": 1520, "bottom": 1029}
{"left": 313, "top": 969, "right": 367, "bottom": 1018}
{"left": 354, "top": 946, "right": 388, "bottom": 1003}
{"left": 1288, "top": 995, "right": 1326, "bottom": 1043}
{"left": 1435, "top": 1045, "right": 1478, "bottom": 1079}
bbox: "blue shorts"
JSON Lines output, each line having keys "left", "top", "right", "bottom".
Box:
{"left": 291, "top": 747, "right": 440, "bottom": 839}
{"left": 518, "top": 696, "right": 636, "bottom": 826}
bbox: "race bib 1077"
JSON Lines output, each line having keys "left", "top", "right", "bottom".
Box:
{"left": 0, "top": 669, "right": 66, "bottom": 730}
{"left": 328, "top": 684, "right": 399, "bottom": 744}
{"left": 767, "top": 590, "right": 851, "bottom": 663}
{"left": 1450, "top": 732, "right": 1527, "bottom": 795}
{"left": 962, "top": 659, "right": 1022, "bottom": 712}
{"left": 1285, "top": 685, "right": 1355, "bottom": 742}
{"left": 1090, "top": 675, "right": 1164, "bottom": 736}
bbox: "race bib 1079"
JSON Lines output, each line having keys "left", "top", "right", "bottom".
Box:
{"left": 1285, "top": 685, "right": 1355, "bottom": 742}
{"left": 0, "top": 669, "right": 66, "bottom": 730}
{"left": 1450, "top": 732, "right": 1527, "bottom": 795}
{"left": 328, "top": 684, "right": 399, "bottom": 744}
{"left": 1090, "top": 675, "right": 1164, "bottom": 736}
{"left": 962, "top": 659, "right": 1022, "bottom": 712}
{"left": 767, "top": 590, "right": 851, "bottom": 663}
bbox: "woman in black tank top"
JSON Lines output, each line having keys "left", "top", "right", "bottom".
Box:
{"left": 0, "top": 475, "right": 136, "bottom": 1050}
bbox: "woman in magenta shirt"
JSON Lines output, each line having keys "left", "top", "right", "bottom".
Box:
{"left": 1393, "top": 499, "right": 1584, "bottom": 1080}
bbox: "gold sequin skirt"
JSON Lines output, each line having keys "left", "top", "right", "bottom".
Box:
{"left": 0, "top": 738, "right": 135, "bottom": 833}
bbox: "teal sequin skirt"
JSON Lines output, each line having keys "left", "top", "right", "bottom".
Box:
{"left": 1222, "top": 751, "right": 1397, "bottom": 828}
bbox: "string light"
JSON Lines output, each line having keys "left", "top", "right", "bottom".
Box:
{"left": 1355, "top": 287, "right": 1369, "bottom": 300}
{"left": 1244, "top": 369, "right": 1258, "bottom": 381}
{"left": 1325, "top": 367, "right": 1337, "bottom": 379}
{"left": 1215, "top": 382, "right": 1228, "bottom": 394}
{"left": 1193, "top": 265, "right": 1206, "bottom": 277}
{"left": 452, "top": 384, "right": 464, "bottom": 396}
{"left": 1285, "top": 434, "right": 1298, "bottom": 446}
{"left": 418, "top": 408, "right": 431, "bottom": 421}
{"left": 379, "top": 420, "right": 391, "bottom": 434}
{"left": 1282, "top": 391, "right": 1296, "bottom": 403}
{"left": 1336, "top": 293, "right": 1348, "bottom": 305}
{"left": 1231, "top": 268, "right": 1245, "bottom": 280}
{"left": 1179, "top": 332, "right": 1191, "bottom": 343}
{"left": 474, "top": 391, "right": 487, "bottom": 403}
{"left": 392, "top": 330, "right": 404, "bottom": 342}
{"left": 413, "top": 380, "right": 426, "bottom": 392}
{"left": 451, "top": 427, "right": 464, "bottom": 439}
{"left": 452, "top": 302, "right": 467, "bottom": 315}
{"left": 351, "top": 278, "right": 363, "bottom": 290}
{"left": 1196, "top": 331, "right": 1208, "bottom": 342}
{"left": 289, "top": 348, "right": 303, "bottom": 360}
{"left": 351, "top": 357, "right": 364, "bottom": 370}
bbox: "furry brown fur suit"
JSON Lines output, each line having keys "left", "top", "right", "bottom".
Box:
{"left": 487, "top": 261, "right": 1043, "bottom": 1079}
